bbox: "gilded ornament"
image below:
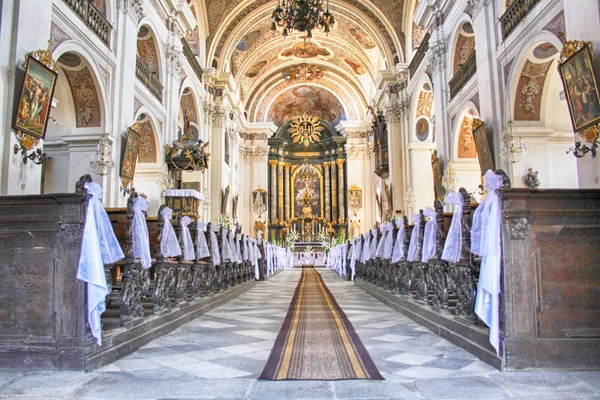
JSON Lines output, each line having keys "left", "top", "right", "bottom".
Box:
{"left": 288, "top": 113, "right": 324, "bottom": 147}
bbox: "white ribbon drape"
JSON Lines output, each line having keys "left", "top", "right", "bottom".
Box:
{"left": 369, "top": 228, "right": 378, "bottom": 261}
{"left": 235, "top": 233, "right": 242, "bottom": 263}
{"left": 349, "top": 237, "right": 362, "bottom": 281}
{"left": 472, "top": 170, "right": 504, "bottom": 355}
{"left": 421, "top": 207, "right": 437, "bottom": 263}
{"left": 407, "top": 213, "right": 421, "bottom": 262}
{"left": 210, "top": 228, "right": 221, "bottom": 265}
{"left": 160, "top": 207, "right": 181, "bottom": 258}
{"left": 361, "top": 231, "right": 371, "bottom": 263}
{"left": 222, "top": 229, "right": 232, "bottom": 261}
{"left": 196, "top": 221, "right": 210, "bottom": 259}
{"left": 391, "top": 218, "right": 406, "bottom": 263}
{"left": 441, "top": 192, "right": 464, "bottom": 263}
{"left": 77, "top": 182, "right": 125, "bottom": 345}
{"left": 180, "top": 216, "right": 195, "bottom": 261}
{"left": 376, "top": 223, "right": 391, "bottom": 258}
{"left": 243, "top": 237, "right": 249, "bottom": 262}
{"left": 132, "top": 197, "right": 152, "bottom": 269}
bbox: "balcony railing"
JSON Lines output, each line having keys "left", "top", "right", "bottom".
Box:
{"left": 449, "top": 51, "right": 477, "bottom": 99}
{"left": 181, "top": 38, "right": 203, "bottom": 84}
{"left": 136, "top": 56, "right": 163, "bottom": 102}
{"left": 62, "top": 0, "right": 112, "bottom": 46}
{"left": 499, "top": 0, "right": 542, "bottom": 40}
{"left": 409, "top": 32, "right": 430, "bottom": 78}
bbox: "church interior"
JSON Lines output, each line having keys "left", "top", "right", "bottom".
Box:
{"left": 0, "top": 0, "right": 599, "bottom": 397}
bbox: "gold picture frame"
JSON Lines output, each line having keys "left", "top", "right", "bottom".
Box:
{"left": 14, "top": 56, "right": 58, "bottom": 140}
{"left": 120, "top": 128, "right": 141, "bottom": 186}
{"left": 472, "top": 119, "right": 495, "bottom": 175}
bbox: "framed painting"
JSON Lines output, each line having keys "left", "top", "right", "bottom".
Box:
{"left": 120, "top": 128, "right": 141, "bottom": 184}
{"left": 559, "top": 43, "right": 600, "bottom": 133}
{"left": 14, "top": 56, "right": 58, "bottom": 140}
{"left": 472, "top": 120, "right": 495, "bottom": 175}
{"left": 431, "top": 150, "right": 445, "bottom": 201}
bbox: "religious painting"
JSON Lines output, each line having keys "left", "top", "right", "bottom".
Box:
{"left": 221, "top": 185, "right": 230, "bottom": 215}
{"left": 472, "top": 119, "right": 495, "bottom": 175}
{"left": 559, "top": 43, "right": 600, "bottom": 133}
{"left": 268, "top": 86, "right": 346, "bottom": 126}
{"left": 293, "top": 170, "right": 321, "bottom": 219}
{"left": 348, "top": 185, "right": 362, "bottom": 216}
{"left": 349, "top": 27, "right": 376, "bottom": 49}
{"left": 383, "top": 180, "right": 393, "bottom": 219}
{"left": 224, "top": 128, "right": 230, "bottom": 165}
{"left": 14, "top": 56, "right": 58, "bottom": 140}
{"left": 280, "top": 42, "right": 331, "bottom": 59}
{"left": 431, "top": 150, "right": 445, "bottom": 202}
{"left": 345, "top": 59, "right": 366, "bottom": 75}
{"left": 120, "top": 127, "right": 141, "bottom": 184}
{"left": 232, "top": 194, "right": 239, "bottom": 221}
{"left": 254, "top": 221, "right": 266, "bottom": 240}
{"left": 245, "top": 60, "right": 267, "bottom": 78}
{"left": 416, "top": 118, "right": 429, "bottom": 141}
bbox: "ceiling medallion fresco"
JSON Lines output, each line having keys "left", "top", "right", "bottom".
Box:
{"left": 280, "top": 41, "right": 332, "bottom": 59}
{"left": 348, "top": 27, "right": 376, "bottom": 49}
{"left": 268, "top": 86, "right": 346, "bottom": 127}
{"left": 345, "top": 59, "right": 366, "bottom": 75}
{"left": 245, "top": 60, "right": 268, "bottom": 77}
{"left": 282, "top": 63, "right": 325, "bottom": 81}
{"left": 288, "top": 114, "right": 324, "bottom": 147}
{"left": 236, "top": 30, "right": 262, "bottom": 51}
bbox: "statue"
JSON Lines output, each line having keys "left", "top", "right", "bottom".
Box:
{"left": 524, "top": 168, "right": 540, "bottom": 188}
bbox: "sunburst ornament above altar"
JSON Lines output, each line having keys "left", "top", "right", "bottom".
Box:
{"left": 288, "top": 113, "right": 323, "bottom": 147}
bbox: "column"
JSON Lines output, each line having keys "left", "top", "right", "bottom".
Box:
{"left": 269, "top": 160, "right": 278, "bottom": 223}
{"left": 336, "top": 159, "right": 345, "bottom": 223}
{"left": 323, "top": 162, "right": 331, "bottom": 221}
{"left": 284, "top": 162, "right": 291, "bottom": 220}
{"left": 331, "top": 160, "right": 337, "bottom": 224}
{"left": 277, "top": 161, "right": 284, "bottom": 222}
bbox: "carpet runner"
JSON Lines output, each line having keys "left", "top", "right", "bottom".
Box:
{"left": 260, "top": 268, "right": 383, "bottom": 380}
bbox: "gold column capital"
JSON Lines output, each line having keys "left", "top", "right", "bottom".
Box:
{"left": 323, "top": 161, "right": 330, "bottom": 170}
{"left": 283, "top": 162, "right": 291, "bottom": 171}
{"left": 269, "top": 159, "right": 279, "bottom": 167}
{"left": 336, "top": 159, "right": 345, "bottom": 167}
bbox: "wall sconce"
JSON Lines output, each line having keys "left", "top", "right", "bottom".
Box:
{"left": 14, "top": 132, "right": 47, "bottom": 165}
{"left": 442, "top": 161, "right": 457, "bottom": 192}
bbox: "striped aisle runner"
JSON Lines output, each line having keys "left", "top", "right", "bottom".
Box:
{"left": 260, "top": 268, "right": 383, "bottom": 380}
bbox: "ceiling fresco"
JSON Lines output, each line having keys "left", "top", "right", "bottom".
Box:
{"left": 267, "top": 86, "right": 346, "bottom": 127}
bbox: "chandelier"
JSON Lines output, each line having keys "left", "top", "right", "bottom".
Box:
{"left": 500, "top": 121, "right": 527, "bottom": 164}
{"left": 296, "top": 159, "right": 318, "bottom": 183}
{"left": 90, "top": 135, "right": 115, "bottom": 176}
{"left": 271, "top": 0, "right": 335, "bottom": 38}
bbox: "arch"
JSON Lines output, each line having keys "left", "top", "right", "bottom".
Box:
{"left": 411, "top": 76, "right": 435, "bottom": 143}
{"left": 133, "top": 107, "right": 163, "bottom": 164}
{"left": 448, "top": 18, "right": 476, "bottom": 78}
{"left": 136, "top": 22, "right": 165, "bottom": 86}
{"left": 51, "top": 41, "right": 109, "bottom": 132}
{"left": 451, "top": 103, "right": 480, "bottom": 161}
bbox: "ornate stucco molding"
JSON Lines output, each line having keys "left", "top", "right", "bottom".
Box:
{"left": 426, "top": 36, "right": 447, "bottom": 76}
{"left": 345, "top": 143, "right": 375, "bottom": 159}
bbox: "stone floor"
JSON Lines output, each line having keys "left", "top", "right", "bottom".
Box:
{"left": 1, "top": 269, "right": 599, "bottom": 400}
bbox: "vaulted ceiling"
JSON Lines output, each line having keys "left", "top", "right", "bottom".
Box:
{"left": 204, "top": 0, "right": 407, "bottom": 126}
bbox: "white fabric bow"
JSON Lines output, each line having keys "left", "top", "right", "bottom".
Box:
{"left": 77, "top": 182, "right": 124, "bottom": 345}
{"left": 441, "top": 192, "right": 464, "bottom": 263}
{"left": 160, "top": 207, "right": 181, "bottom": 258}
{"left": 376, "top": 223, "right": 392, "bottom": 259}
{"left": 196, "top": 221, "right": 210, "bottom": 259}
{"left": 407, "top": 213, "right": 421, "bottom": 262}
{"left": 132, "top": 196, "right": 152, "bottom": 269}
{"left": 369, "top": 228, "right": 378, "bottom": 261}
{"left": 180, "top": 216, "right": 195, "bottom": 261}
{"left": 421, "top": 206, "right": 437, "bottom": 263}
{"left": 222, "top": 229, "right": 232, "bottom": 261}
{"left": 210, "top": 227, "right": 221, "bottom": 265}
{"left": 349, "top": 237, "right": 362, "bottom": 280}
{"left": 391, "top": 218, "right": 406, "bottom": 263}
{"left": 472, "top": 170, "right": 504, "bottom": 355}
{"left": 361, "top": 231, "right": 371, "bottom": 263}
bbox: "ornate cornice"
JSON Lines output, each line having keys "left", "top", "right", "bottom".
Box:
{"left": 240, "top": 145, "right": 268, "bottom": 160}
{"left": 345, "top": 143, "right": 375, "bottom": 159}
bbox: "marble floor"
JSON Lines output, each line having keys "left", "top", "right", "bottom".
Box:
{"left": 1, "top": 269, "right": 599, "bottom": 399}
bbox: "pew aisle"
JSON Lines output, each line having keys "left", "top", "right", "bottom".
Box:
{"left": 2, "top": 269, "right": 598, "bottom": 399}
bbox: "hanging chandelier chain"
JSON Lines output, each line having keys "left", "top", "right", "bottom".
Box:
{"left": 271, "top": 0, "right": 335, "bottom": 38}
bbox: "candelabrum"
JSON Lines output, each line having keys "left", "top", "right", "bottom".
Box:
{"left": 271, "top": 0, "right": 335, "bottom": 38}
{"left": 442, "top": 161, "right": 457, "bottom": 193}
{"left": 500, "top": 122, "right": 527, "bottom": 164}
{"left": 90, "top": 135, "right": 115, "bottom": 175}
{"left": 404, "top": 186, "right": 415, "bottom": 213}
{"left": 156, "top": 165, "right": 174, "bottom": 190}
{"left": 201, "top": 188, "right": 211, "bottom": 210}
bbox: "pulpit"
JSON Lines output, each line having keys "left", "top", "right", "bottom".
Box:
{"left": 164, "top": 189, "right": 204, "bottom": 218}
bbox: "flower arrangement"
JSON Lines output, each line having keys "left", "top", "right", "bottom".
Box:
{"left": 215, "top": 214, "right": 231, "bottom": 230}
{"left": 304, "top": 245, "right": 314, "bottom": 253}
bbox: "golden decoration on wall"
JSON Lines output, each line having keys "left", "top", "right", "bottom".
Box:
{"left": 288, "top": 113, "right": 323, "bottom": 147}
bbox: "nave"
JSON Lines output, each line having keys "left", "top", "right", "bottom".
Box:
{"left": 1, "top": 269, "right": 598, "bottom": 400}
